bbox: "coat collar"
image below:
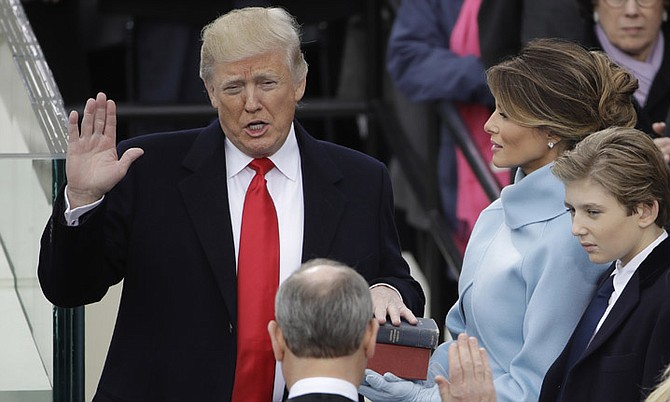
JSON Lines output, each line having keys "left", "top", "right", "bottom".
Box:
{"left": 176, "top": 120, "right": 349, "bottom": 323}
{"left": 178, "top": 120, "right": 238, "bottom": 323}
{"left": 295, "top": 122, "right": 346, "bottom": 261}
{"left": 500, "top": 163, "right": 568, "bottom": 230}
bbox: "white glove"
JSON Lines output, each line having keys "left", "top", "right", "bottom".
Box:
{"left": 359, "top": 369, "right": 441, "bottom": 402}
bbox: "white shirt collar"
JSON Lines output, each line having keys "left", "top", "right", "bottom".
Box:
{"left": 288, "top": 377, "right": 359, "bottom": 401}
{"left": 225, "top": 122, "right": 300, "bottom": 182}
{"left": 613, "top": 230, "right": 668, "bottom": 293}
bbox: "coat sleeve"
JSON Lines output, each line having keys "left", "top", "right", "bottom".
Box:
{"left": 386, "top": 0, "right": 492, "bottom": 105}
{"left": 38, "top": 186, "right": 124, "bottom": 307}
{"left": 369, "top": 163, "right": 426, "bottom": 316}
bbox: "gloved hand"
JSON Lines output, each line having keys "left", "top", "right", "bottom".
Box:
{"left": 359, "top": 369, "right": 441, "bottom": 402}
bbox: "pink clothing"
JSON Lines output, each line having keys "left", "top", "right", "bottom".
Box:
{"left": 449, "top": 0, "right": 509, "bottom": 248}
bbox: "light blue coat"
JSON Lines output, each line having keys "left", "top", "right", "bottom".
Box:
{"left": 432, "top": 164, "right": 609, "bottom": 402}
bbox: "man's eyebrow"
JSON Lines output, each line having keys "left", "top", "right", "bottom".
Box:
{"left": 220, "top": 77, "right": 243, "bottom": 87}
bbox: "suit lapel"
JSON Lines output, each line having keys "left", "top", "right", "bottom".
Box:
{"left": 296, "top": 123, "right": 346, "bottom": 261}
{"left": 583, "top": 237, "right": 670, "bottom": 357}
{"left": 585, "top": 274, "right": 639, "bottom": 354}
{"left": 178, "top": 121, "right": 238, "bottom": 324}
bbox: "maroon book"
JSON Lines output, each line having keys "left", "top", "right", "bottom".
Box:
{"left": 367, "top": 318, "right": 439, "bottom": 380}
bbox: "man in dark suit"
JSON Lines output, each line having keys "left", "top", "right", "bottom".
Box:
{"left": 539, "top": 127, "right": 670, "bottom": 402}
{"left": 269, "top": 259, "right": 379, "bottom": 401}
{"left": 37, "top": 7, "right": 424, "bottom": 402}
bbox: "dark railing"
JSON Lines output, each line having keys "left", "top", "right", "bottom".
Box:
{"left": 52, "top": 159, "right": 85, "bottom": 402}
{"left": 437, "top": 102, "right": 501, "bottom": 202}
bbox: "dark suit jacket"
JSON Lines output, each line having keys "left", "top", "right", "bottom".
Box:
{"left": 288, "top": 393, "right": 354, "bottom": 401}
{"left": 539, "top": 236, "right": 670, "bottom": 402}
{"left": 38, "top": 120, "right": 424, "bottom": 402}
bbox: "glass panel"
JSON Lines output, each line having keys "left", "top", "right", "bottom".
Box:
{"left": 0, "top": 0, "right": 77, "bottom": 401}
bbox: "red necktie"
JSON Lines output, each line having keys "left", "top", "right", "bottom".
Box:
{"left": 232, "top": 158, "right": 279, "bottom": 402}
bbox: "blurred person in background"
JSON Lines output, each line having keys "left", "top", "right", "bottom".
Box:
{"left": 576, "top": 0, "right": 670, "bottom": 159}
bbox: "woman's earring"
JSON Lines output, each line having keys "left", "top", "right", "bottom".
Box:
{"left": 593, "top": 11, "right": 599, "bottom": 23}
{"left": 548, "top": 142, "right": 555, "bottom": 149}
{"left": 663, "top": 10, "right": 668, "bottom": 22}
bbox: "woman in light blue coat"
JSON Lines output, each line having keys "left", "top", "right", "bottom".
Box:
{"left": 360, "top": 38, "right": 639, "bottom": 402}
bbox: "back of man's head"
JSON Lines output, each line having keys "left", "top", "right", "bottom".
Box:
{"left": 274, "top": 258, "right": 373, "bottom": 358}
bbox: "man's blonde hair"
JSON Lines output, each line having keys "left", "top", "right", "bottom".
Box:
{"left": 199, "top": 7, "right": 308, "bottom": 85}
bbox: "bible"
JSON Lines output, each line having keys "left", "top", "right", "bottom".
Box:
{"left": 367, "top": 317, "right": 440, "bottom": 380}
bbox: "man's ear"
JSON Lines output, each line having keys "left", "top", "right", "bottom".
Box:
{"left": 293, "top": 77, "right": 306, "bottom": 102}
{"left": 268, "top": 320, "right": 286, "bottom": 362}
{"left": 636, "top": 201, "right": 659, "bottom": 228}
{"left": 363, "top": 319, "right": 379, "bottom": 359}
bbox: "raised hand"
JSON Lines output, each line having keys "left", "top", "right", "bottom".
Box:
{"left": 435, "top": 334, "right": 496, "bottom": 402}
{"left": 65, "top": 92, "right": 144, "bottom": 208}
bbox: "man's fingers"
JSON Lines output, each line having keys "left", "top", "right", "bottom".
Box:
{"left": 386, "top": 304, "right": 402, "bottom": 325}
{"left": 67, "top": 110, "right": 80, "bottom": 142}
{"left": 398, "top": 304, "right": 418, "bottom": 324}
{"left": 118, "top": 148, "right": 144, "bottom": 175}
{"left": 104, "top": 99, "right": 117, "bottom": 138}
{"left": 93, "top": 92, "right": 108, "bottom": 135}
{"left": 80, "top": 98, "right": 96, "bottom": 137}
{"left": 373, "top": 305, "right": 388, "bottom": 324}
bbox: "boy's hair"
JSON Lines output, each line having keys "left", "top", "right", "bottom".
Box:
{"left": 552, "top": 127, "right": 670, "bottom": 227}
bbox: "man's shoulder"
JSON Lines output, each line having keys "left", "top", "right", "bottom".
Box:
{"left": 302, "top": 135, "right": 385, "bottom": 174}
{"left": 118, "top": 126, "right": 204, "bottom": 153}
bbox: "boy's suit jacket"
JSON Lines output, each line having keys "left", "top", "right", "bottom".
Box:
{"left": 539, "top": 236, "right": 670, "bottom": 402}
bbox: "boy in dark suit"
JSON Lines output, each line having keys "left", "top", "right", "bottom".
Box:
{"left": 540, "top": 126, "right": 670, "bottom": 402}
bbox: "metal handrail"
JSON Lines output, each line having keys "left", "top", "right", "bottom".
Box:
{"left": 64, "top": 98, "right": 370, "bottom": 121}
{"left": 372, "top": 100, "right": 464, "bottom": 277}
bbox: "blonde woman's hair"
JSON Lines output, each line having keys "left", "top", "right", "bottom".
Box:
{"left": 199, "top": 7, "right": 308, "bottom": 85}
{"left": 487, "top": 38, "right": 638, "bottom": 154}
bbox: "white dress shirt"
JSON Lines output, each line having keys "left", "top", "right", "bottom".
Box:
{"left": 225, "top": 124, "right": 304, "bottom": 401}
{"left": 595, "top": 230, "right": 668, "bottom": 335}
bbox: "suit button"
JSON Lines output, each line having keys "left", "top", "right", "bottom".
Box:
{"left": 229, "top": 323, "right": 233, "bottom": 334}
